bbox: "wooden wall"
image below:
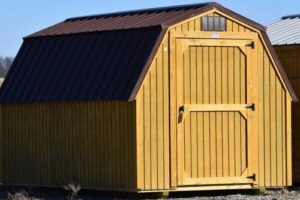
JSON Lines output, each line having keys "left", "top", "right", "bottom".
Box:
{"left": 135, "top": 10, "right": 292, "bottom": 191}
{"left": 1, "top": 101, "right": 137, "bottom": 190}
{"left": 275, "top": 44, "right": 300, "bottom": 183}
{"left": 170, "top": 12, "right": 253, "bottom": 33}
{"left": 0, "top": 10, "right": 293, "bottom": 192}
{"left": 256, "top": 40, "right": 290, "bottom": 187}
{"left": 171, "top": 11, "right": 292, "bottom": 188}
{"left": 135, "top": 36, "right": 170, "bottom": 191}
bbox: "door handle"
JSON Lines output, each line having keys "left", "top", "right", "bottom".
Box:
{"left": 178, "top": 106, "right": 187, "bottom": 123}
{"left": 179, "top": 106, "right": 185, "bottom": 114}
{"left": 245, "top": 103, "right": 255, "bottom": 111}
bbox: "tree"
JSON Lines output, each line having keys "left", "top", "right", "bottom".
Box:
{"left": 0, "top": 56, "right": 14, "bottom": 77}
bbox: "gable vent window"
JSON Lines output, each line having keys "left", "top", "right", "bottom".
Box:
{"left": 202, "top": 16, "right": 226, "bottom": 31}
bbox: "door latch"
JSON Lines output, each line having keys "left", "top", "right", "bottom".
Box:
{"left": 245, "top": 103, "right": 255, "bottom": 111}
{"left": 179, "top": 106, "right": 185, "bottom": 114}
{"left": 178, "top": 106, "right": 186, "bottom": 123}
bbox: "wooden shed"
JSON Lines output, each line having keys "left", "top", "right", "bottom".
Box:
{"left": 268, "top": 14, "right": 300, "bottom": 184}
{"left": 0, "top": 3, "right": 297, "bottom": 193}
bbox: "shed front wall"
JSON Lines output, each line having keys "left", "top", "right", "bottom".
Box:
{"left": 1, "top": 101, "right": 137, "bottom": 191}
{"left": 275, "top": 44, "right": 300, "bottom": 183}
{"left": 136, "top": 10, "right": 292, "bottom": 191}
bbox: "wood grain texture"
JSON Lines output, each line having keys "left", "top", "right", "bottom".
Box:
{"left": 275, "top": 45, "right": 300, "bottom": 184}
{"left": 1, "top": 101, "right": 136, "bottom": 190}
{"left": 170, "top": 11, "right": 253, "bottom": 33}
{"left": 0, "top": 9, "right": 294, "bottom": 192}
{"left": 255, "top": 41, "right": 290, "bottom": 187}
{"left": 135, "top": 36, "right": 170, "bottom": 191}
{"left": 174, "top": 42, "right": 250, "bottom": 186}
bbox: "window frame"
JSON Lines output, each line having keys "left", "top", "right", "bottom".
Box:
{"left": 202, "top": 16, "right": 227, "bottom": 32}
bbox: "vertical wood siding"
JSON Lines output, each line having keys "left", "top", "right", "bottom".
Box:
{"left": 0, "top": 10, "right": 293, "bottom": 192}
{"left": 176, "top": 46, "right": 248, "bottom": 181}
{"left": 168, "top": 13, "right": 291, "bottom": 188}
{"left": 256, "top": 40, "right": 289, "bottom": 187}
{"left": 135, "top": 12, "right": 292, "bottom": 191}
{"left": 2, "top": 101, "right": 137, "bottom": 190}
{"left": 171, "top": 12, "right": 253, "bottom": 33}
{"left": 136, "top": 36, "right": 170, "bottom": 191}
{"left": 275, "top": 45, "right": 300, "bottom": 183}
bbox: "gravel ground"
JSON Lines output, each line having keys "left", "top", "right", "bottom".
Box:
{"left": 3, "top": 187, "right": 300, "bottom": 200}
{"left": 185, "top": 190, "right": 300, "bottom": 200}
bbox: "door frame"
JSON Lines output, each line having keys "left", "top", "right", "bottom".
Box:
{"left": 169, "top": 31, "right": 258, "bottom": 188}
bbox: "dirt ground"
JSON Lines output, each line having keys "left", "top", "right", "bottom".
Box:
{"left": 2, "top": 186, "right": 300, "bottom": 200}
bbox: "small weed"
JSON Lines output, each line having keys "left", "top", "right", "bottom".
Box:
{"left": 64, "top": 183, "right": 81, "bottom": 200}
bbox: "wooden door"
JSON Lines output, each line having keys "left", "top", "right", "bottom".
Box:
{"left": 172, "top": 38, "right": 256, "bottom": 186}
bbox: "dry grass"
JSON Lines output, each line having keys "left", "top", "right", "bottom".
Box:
{"left": 64, "top": 183, "right": 81, "bottom": 200}
{"left": 7, "top": 191, "right": 41, "bottom": 200}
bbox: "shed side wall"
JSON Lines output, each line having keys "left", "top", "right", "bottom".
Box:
{"left": 2, "top": 101, "right": 137, "bottom": 191}
{"left": 136, "top": 35, "right": 170, "bottom": 191}
{"left": 275, "top": 45, "right": 300, "bottom": 183}
{"left": 256, "top": 39, "right": 290, "bottom": 187}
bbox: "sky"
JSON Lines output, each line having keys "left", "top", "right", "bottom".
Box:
{"left": 0, "top": 0, "right": 299, "bottom": 57}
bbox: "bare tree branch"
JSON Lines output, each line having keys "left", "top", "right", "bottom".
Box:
{"left": 0, "top": 56, "right": 14, "bottom": 77}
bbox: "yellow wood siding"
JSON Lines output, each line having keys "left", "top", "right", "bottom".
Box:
{"left": 134, "top": 11, "right": 292, "bottom": 190}
{"left": 255, "top": 40, "right": 289, "bottom": 187}
{"left": 0, "top": 8, "right": 293, "bottom": 193}
{"left": 275, "top": 45, "right": 300, "bottom": 183}
{"left": 175, "top": 45, "right": 249, "bottom": 185}
{"left": 170, "top": 12, "right": 252, "bottom": 33}
{"left": 136, "top": 36, "right": 170, "bottom": 191}
{"left": 1, "top": 101, "right": 136, "bottom": 190}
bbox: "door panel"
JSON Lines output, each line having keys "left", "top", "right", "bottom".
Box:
{"left": 174, "top": 39, "right": 254, "bottom": 186}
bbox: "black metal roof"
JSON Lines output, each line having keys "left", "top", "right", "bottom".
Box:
{"left": 27, "top": 3, "right": 212, "bottom": 38}
{"left": 0, "top": 27, "right": 161, "bottom": 103}
{"left": 65, "top": 2, "right": 210, "bottom": 22}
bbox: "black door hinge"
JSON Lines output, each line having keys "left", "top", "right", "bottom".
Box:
{"left": 246, "top": 41, "right": 255, "bottom": 49}
{"left": 245, "top": 103, "right": 255, "bottom": 111}
{"left": 247, "top": 173, "right": 256, "bottom": 181}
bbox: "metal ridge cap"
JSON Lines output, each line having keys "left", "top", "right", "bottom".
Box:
{"left": 65, "top": 2, "right": 212, "bottom": 22}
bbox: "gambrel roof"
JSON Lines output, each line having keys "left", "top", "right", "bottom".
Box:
{"left": 0, "top": 2, "right": 296, "bottom": 103}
